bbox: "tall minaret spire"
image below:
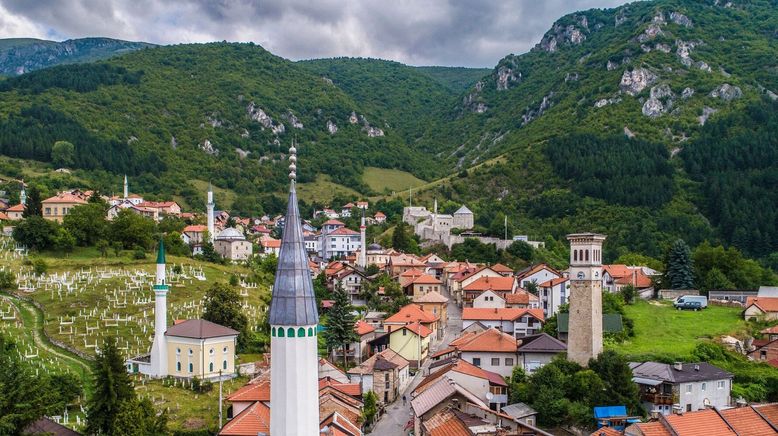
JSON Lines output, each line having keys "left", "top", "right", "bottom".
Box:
{"left": 19, "top": 181, "right": 26, "bottom": 206}
{"left": 206, "top": 182, "right": 215, "bottom": 244}
{"left": 123, "top": 175, "right": 129, "bottom": 199}
{"left": 150, "top": 238, "right": 169, "bottom": 377}
{"left": 358, "top": 208, "right": 367, "bottom": 269}
{"left": 269, "top": 139, "right": 320, "bottom": 436}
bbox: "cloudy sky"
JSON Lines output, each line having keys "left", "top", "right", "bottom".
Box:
{"left": 0, "top": 0, "right": 628, "bottom": 67}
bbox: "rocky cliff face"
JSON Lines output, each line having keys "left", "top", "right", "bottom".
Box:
{"left": 0, "top": 37, "right": 155, "bottom": 76}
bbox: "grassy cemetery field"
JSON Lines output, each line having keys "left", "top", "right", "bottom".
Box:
{"left": 616, "top": 299, "right": 749, "bottom": 360}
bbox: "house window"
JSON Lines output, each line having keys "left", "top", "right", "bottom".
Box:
{"left": 209, "top": 362, "right": 214, "bottom": 372}
{"left": 189, "top": 362, "right": 193, "bottom": 373}
{"left": 718, "top": 380, "right": 726, "bottom": 389}
{"left": 472, "top": 358, "right": 481, "bottom": 367}
{"left": 686, "top": 384, "right": 692, "bottom": 394}
{"left": 686, "top": 404, "right": 692, "bottom": 412}
{"left": 176, "top": 362, "right": 181, "bottom": 371}
{"left": 505, "top": 358, "right": 514, "bottom": 366}
{"left": 403, "top": 329, "right": 407, "bottom": 336}
{"left": 223, "top": 360, "right": 228, "bottom": 370}
{"left": 761, "top": 350, "right": 767, "bottom": 359}
{"left": 701, "top": 382, "right": 706, "bottom": 391}
{"left": 491, "top": 358, "right": 500, "bottom": 366}
{"left": 188, "top": 349, "right": 193, "bottom": 356}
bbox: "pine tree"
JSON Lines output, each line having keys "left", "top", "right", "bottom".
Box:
{"left": 86, "top": 336, "right": 136, "bottom": 435}
{"left": 665, "top": 239, "right": 695, "bottom": 289}
{"left": 23, "top": 186, "right": 42, "bottom": 218}
{"left": 391, "top": 221, "right": 411, "bottom": 252}
{"left": 589, "top": 350, "right": 642, "bottom": 416}
{"left": 324, "top": 283, "right": 359, "bottom": 367}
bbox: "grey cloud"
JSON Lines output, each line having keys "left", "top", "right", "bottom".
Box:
{"left": 0, "top": 0, "right": 627, "bottom": 67}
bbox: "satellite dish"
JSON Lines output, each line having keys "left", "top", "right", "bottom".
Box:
{"left": 485, "top": 392, "right": 494, "bottom": 401}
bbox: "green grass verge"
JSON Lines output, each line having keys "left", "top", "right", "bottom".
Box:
{"left": 362, "top": 166, "right": 426, "bottom": 195}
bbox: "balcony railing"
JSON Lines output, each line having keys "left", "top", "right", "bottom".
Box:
{"left": 641, "top": 393, "right": 674, "bottom": 405}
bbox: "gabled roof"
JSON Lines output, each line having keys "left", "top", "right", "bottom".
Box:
{"left": 165, "top": 319, "right": 239, "bottom": 339}
{"left": 416, "top": 359, "right": 506, "bottom": 395}
{"left": 753, "top": 403, "right": 778, "bottom": 428}
{"left": 354, "top": 320, "right": 375, "bottom": 336}
{"left": 747, "top": 297, "right": 778, "bottom": 313}
{"left": 720, "top": 405, "right": 778, "bottom": 435}
{"left": 319, "top": 411, "right": 362, "bottom": 436}
{"left": 490, "top": 263, "right": 513, "bottom": 273}
{"left": 183, "top": 224, "right": 207, "bottom": 233}
{"left": 664, "top": 408, "right": 736, "bottom": 435}
{"left": 411, "top": 377, "right": 486, "bottom": 417}
{"left": 516, "top": 263, "right": 563, "bottom": 281}
{"left": 413, "top": 291, "right": 449, "bottom": 304}
{"left": 463, "top": 276, "right": 516, "bottom": 292}
{"left": 630, "top": 361, "right": 733, "bottom": 384}
{"left": 226, "top": 380, "right": 270, "bottom": 403}
{"left": 423, "top": 409, "right": 472, "bottom": 436}
{"left": 501, "top": 402, "right": 538, "bottom": 420}
{"left": 517, "top": 333, "right": 567, "bottom": 353}
{"left": 392, "top": 321, "right": 432, "bottom": 338}
{"left": 323, "top": 219, "right": 346, "bottom": 226}
{"left": 42, "top": 193, "right": 88, "bottom": 204}
{"left": 505, "top": 291, "right": 536, "bottom": 305}
{"left": 218, "top": 401, "right": 270, "bottom": 435}
{"left": 410, "top": 274, "right": 442, "bottom": 285}
{"left": 330, "top": 227, "right": 359, "bottom": 236}
{"left": 6, "top": 204, "right": 24, "bottom": 212}
{"left": 319, "top": 378, "right": 362, "bottom": 398}
{"left": 384, "top": 304, "right": 438, "bottom": 324}
{"left": 347, "top": 348, "right": 409, "bottom": 375}
{"left": 539, "top": 277, "right": 568, "bottom": 287}
{"left": 462, "top": 307, "right": 544, "bottom": 322}
{"left": 761, "top": 326, "right": 778, "bottom": 335}
{"left": 453, "top": 328, "right": 519, "bottom": 353}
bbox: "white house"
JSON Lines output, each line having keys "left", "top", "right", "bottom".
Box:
{"left": 630, "top": 361, "right": 733, "bottom": 415}
{"left": 538, "top": 277, "right": 570, "bottom": 317}
{"left": 462, "top": 308, "right": 545, "bottom": 338}
{"left": 318, "top": 220, "right": 361, "bottom": 260}
{"left": 516, "top": 264, "right": 563, "bottom": 290}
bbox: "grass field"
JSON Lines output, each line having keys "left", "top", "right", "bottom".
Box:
{"left": 191, "top": 179, "right": 237, "bottom": 210}
{"left": 297, "top": 173, "right": 361, "bottom": 203}
{"left": 614, "top": 300, "right": 749, "bottom": 359}
{"left": 362, "top": 166, "right": 426, "bottom": 195}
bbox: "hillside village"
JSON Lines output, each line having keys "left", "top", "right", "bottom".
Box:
{"left": 2, "top": 161, "right": 778, "bottom": 436}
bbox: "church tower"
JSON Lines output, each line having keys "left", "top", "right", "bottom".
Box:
{"left": 123, "top": 175, "right": 129, "bottom": 199}
{"left": 206, "top": 183, "right": 215, "bottom": 244}
{"left": 566, "top": 233, "right": 606, "bottom": 366}
{"left": 269, "top": 142, "right": 320, "bottom": 435}
{"left": 150, "top": 239, "right": 169, "bottom": 377}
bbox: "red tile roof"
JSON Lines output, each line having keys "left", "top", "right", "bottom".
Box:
{"left": 490, "top": 263, "right": 513, "bottom": 273}
{"left": 463, "top": 276, "right": 515, "bottom": 292}
{"left": 226, "top": 381, "right": 270, "bottom": 402}
{"left": 753, "top": 403, "right": 778, "bottom": 428}
{"left": 505, "top": 291, "right": 535, "bottom": 305}
{"left": 323, "top": 219, "right": 345, "bottom": 226}
{"left": 761, "top": 326, "right": 778, "bottom": 335}
{"left": 396, "top": 321, "right": 432, "bottom": 338}
{"left": 614, "top": 269, "right": 653, "bottom": 288}
{"left": 384, "top": 304, "right": 439, "bottom": 324}
{"left": 664, "top": 409, "right": 736, "bottom": 435}
{"left": 330, "top": 227, "right": 359, "bottom": 236}
{"left": 415, "top": 359, "right": 506, "bottom": 395}
{"left": 0, "top": 212, "right": 8, "bottom": 220}
{"left": 539, "top": 277, "right": 569, "bottom": 287}
{"left": 374, "top": 212, "right": 386, "bottom": 218}
{"left": 747, "top": 297, "right": 778, "bottom": 313}
{"left": 411, "top": 274, "right": 442, "bottom": 285}
{"left": 632, "top": 421, "right": 671, "bottom": 436}
{"left": 318, "top": 378, "right": 362, "bottom": 398}
{"left": 413, "top": 291, "right": 449, "bottom": 304}
{"left": 424, "top": 409, "right": 471, "bottom": 436}
{"left": 720, "top": 406, "right": 777, "bottom": 435}
{"left": 590, "top": 426, "right": 623, "bottom": 436}
{"left": 516, "top": 263, "right": 563, "bottom": 281}
{"left": 6, "top": 204, "right": 24, "bottom": 212}
{"left": 319, "top": 411, "right": 362, "bottom": 436}
{"left": 42, "top": 193, "right": 87, "bottom": 204}
{"left": 462, "top": 307, "right": 544, "bottom": 322}
{"left": 355, "top": 320, "right": 375, "bottom": 336}
{"left": 218, "top": 401, "right": 270, "bottom": 435}
{"left": 453, "top": 328, "right": 519, "bottom": 353}
{"left": 184, "top": 225, "right": 207, "bottom": 232}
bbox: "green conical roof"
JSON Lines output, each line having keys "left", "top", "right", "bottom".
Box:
{"left": 156, "top": 238, "right": 166, "bottom": 264}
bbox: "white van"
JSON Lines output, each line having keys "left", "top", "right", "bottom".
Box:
{"left": 673, "top": 295, "right": 708, "bottom": 310}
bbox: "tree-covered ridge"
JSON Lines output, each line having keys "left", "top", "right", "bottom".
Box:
{"left": 545, "top": 134, "right": 674, "bottom": 208}
{"left": 414, "top": 66, "right": 492, "bottom": 91}
{"left": 680, "top": 99, "right": 778, "bottom": 257}
{"left": 0, "top": 64, "right": 143, "bottom": 93}
{"left": 298, "top": 57, "right": 461, "bottom": 142}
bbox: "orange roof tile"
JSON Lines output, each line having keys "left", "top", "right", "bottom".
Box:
{"left": 590, "top": 427, "right": 623, "bottom": 436}
{"left": 6, "top": 204, "right": 24, "bottom": 212}
{"left": 320, "top": 411, "right": 362, "bottom": 436}
{"left": 415, "top": 359, "right": 506, "bottom": 395}
{"left": 424, "top": 409, "right": 470, "bottom": 436}
{"left": 633, "top": 421, "right": 671, "bottom": 436}
{"left": 411, "top": 274, "right": 442, "bottom": 285}
{"left": 374, "top": 212, "right": 386, "bottom": 217}
{"left": 463, "top": 276, "right": 515, "bottom": 292}
{"left": 720, "top": 406, "right": 777, "bottom": 436}
{"left": 664, "top": 409, "right": 735, "bottom": 436}
{"left": 384, "top": 304, "right": 439, "bottom": 324}
{"left": 462, "top": 307, "right": 544, "bottom": 322}
{"left": 505, "top": 291, "right": 534, "bottom": 305}
{"left": 318, "top": 378, "right": 362, "bottom": 398}
{"left": 183, "top": 224, "right": 207, "bottom": 232}
{"left": 747, "top": 297, "right": 778, "bottom": 313}
{"left": 761, "top": 326, "right": 778, "bottom": 335}
{"left": 753, "top": 403, "right": 778, "bottom": 427}
{"left": 490, "top": 263, "right": 513, "bottom": 273}
{"left": 413, "top": 291, "right": 449, "bottom": 304}
{"left": 454, "top": 328, "right": 519, "bottom": 353}
{"left": 516, "top": 263, "right": 563, "bottom": 280}
{"left": 614, "top": 269, "right": 653, "bottom": 288}
{"left": 226, "top": 381, "right": 270, "bottom": 403}
{"left": 41, "top": 193, "right": 87, "bottom": 204}
{"left": 355, "top": 320, "right": 375, "bottom": 336}
{"left": 0, "top": 212, "right": 8, "bottom": 220}
{"left": 330, "top": 227, "right": 359, "bottom": 236}
{"left": 396, "top": 321, "right": 433, "bottom": 338}
{"left": 539, "top": 277, "right": 569, "bottom": 287}
{"left": 218, "top": 401, "right": 270, "bottom": 435}
{"left": 602, "top": 264, "right": 634, "bottom": 279}
{"left": 323, "top": 219, "right": 345, "bottom": 226}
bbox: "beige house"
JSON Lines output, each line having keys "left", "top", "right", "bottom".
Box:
{"left": 214, "top": 228, "right": 253, "bottom": 261}
{"left": 413, "top": 291, "right": 449, "bottom": 332}
{"left": 42, "top": 193, "right": 87, "bottom": 222}
{"left": 5, "top": 204, "right": 24, "bottom": 220}
{"left": 165, "top": 319, "right": 239, "bottom": 378}
{"left": 404, "top": 274, "right": 443, "bottom": 299}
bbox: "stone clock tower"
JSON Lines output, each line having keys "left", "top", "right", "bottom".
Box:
{"left": 566, "top": 233, "right": 606, "bottom": 366}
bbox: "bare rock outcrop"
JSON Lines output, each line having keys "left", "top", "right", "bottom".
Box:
{"left": 698, "top": 106, "right": 718, "bottom": 125}
{"left": 326, "top": 120, "right": 338, "bottom": 135}
{"left": 620, "top": 68, "right": 657, "bottom": 96}
{"left": 669, "top": 12, "right": 693, "bottom": 27}
{"left": 709, "top": 84, "right": 742, "bottom": 100}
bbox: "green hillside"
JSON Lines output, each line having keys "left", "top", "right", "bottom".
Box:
{"left": 415, "top": 66, "right": 492, "bottom": 91}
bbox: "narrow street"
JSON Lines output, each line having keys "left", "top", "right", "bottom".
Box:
{"left": 369, "top": 288, "right": 462, "bottom": 435}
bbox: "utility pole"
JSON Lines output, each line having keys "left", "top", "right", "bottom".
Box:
{"left": 504, "top": 215, "right": 508, "bottom": 241}
{"left": 219, "top": 370, "right": 223, "bottom": 429}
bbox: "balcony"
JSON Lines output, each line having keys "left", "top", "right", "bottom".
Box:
{"left": 641, "top": 393, "right": 674, "bottom": 405}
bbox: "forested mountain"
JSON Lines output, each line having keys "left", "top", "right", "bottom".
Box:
{"left": 0, "top": 37, "right": 155, "bottom": 76}
{"left": 0, "top": 0, "right": 776, "bottom": 263}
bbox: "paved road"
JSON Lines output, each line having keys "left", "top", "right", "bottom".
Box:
{"left": 369, "top": 288, "right": 462, "bottom": 435}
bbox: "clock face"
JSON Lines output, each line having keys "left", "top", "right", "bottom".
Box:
{"left": 577, "top": 271, "right": 585, "bottom": 279}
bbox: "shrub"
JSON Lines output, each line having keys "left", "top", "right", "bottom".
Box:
{"left": 32, "top": 258, "right": 48, "bottom": 275}
{"left": 132, "top": 246, "right": 147, "bottom": 260}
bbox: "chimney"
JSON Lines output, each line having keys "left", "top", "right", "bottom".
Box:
{"left": 694, "top": 364, "right": 700, "bottom": 371}
{"left": 650, "top": 409, "right": 662, "bottom": 420}
{"left": 672, "top": 404, "right": 683, "bottom": 415}
{"left": 673, "top": 362, "right": 683, "bottom": 371}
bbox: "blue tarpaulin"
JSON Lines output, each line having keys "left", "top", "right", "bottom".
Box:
{"left": 594, "top": 406, "right": 628, "bottom": 419}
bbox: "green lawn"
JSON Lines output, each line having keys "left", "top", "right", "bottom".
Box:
{"left": 362, "top": 166, "right": 426, "bottom": 194}
{"left": 297, "top": 174, "right": 361, "bottom": 203}
{"left": 614, "top": 300, "right": 749, "bottom": 360}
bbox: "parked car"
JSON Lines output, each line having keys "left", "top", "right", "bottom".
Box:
{"left": 674, "top": 295, "right": 708, "bottom": 310}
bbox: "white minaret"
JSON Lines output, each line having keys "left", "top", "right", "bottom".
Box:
{"left": 269, "top": 142, "right": 320, "bottom": 436}
{"left": 123, "top": 175, "right": 129, "bottom": 199}
{"left": 358, "top": 210, "right": 367, "bottom": 269}
{"left": 567, "top": 233, "right": 606, "bottom": 366}
{"left": 149, "top": 239, "right": 169, "bottom": 377}
{"left": 20, "top": 183, "right": 26, "bottom": 206}
{"left": 206, "top": 183, "right": 215, "bottom": 244}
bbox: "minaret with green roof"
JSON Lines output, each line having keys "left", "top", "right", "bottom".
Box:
{"left": 150, "top": 238, "right": 169, "bottom": 377}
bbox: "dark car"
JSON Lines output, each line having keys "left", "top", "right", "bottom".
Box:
{"left": 676, "top": 301, "right": 702, "bottom": 311}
